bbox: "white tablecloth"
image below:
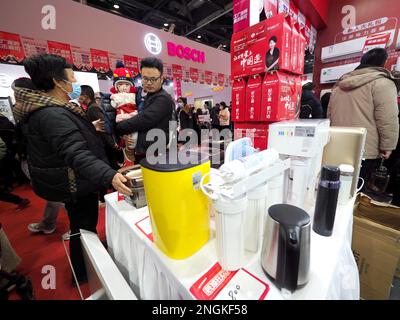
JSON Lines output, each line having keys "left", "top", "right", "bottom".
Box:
{"left": 105, "top": 192, "right": 360, "bottom": 300}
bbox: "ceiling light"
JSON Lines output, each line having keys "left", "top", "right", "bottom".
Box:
{"left": 223, "top": 44, "right": 227, "bottom": 47}
{"left": 164, "top": 23, "right": 169, "bottom": 27}
{"left": 114, "top": 4, "right": 120, "bottom": 9}
{"left": 197, "top": 35, "right": 202, "bottom": 39}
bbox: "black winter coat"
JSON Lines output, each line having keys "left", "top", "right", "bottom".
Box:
{"left": 116, "top": 89, "right": 176, "bottom": 154}
{"left": 300, "top": 90, "right": 323, "bottom": 119}
{"left": 24, "top": 106, "right": 116, "bottom": 202}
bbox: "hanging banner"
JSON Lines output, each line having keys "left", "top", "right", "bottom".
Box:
{"left": 218, "top": 73, "right": 225, "bottom": 86}
{"left": 289, "top": 1, "right": 298, "bottom": 23}
{"left": 298, "top": 11, "right": 306, "bottom": 30}
{"left": 190, "top": 67, "right": 199, "bottom": 83}
{"left": 47, "top": 40, "right": 73, "bottom": 65}
{"left": 182, "top": 67, "right": 190, "bottom": 82}
{"left": 172, "top": 64, "right": 183, "bottom": 80}
{"left": 309, "top": 25, "right": 318, "bottom": 54}
{"left": 212, "top": 72, "right": 218, "bottom": 86}
{"left": 108, "top": 52, "right": 124, "bottom": 71}
{"left": 71, "top": 46, "right": 92, "bottom": 71}
{"left": 0, "top": 31, "right": 25, "bottom": 63}
{"left": 278, "top": 0, "right": 290, "bottom": 16}
{"left": 224, "top": 75, "right": 230, "bottom": 87}
{"left": 199, "top": 70, "right": 205, "bottom": 84}
{"left": 90, "top": 48, "right": 110, "bottom": 73}
{"left": 21, "top": 36, "right": 48, "bottom": 58}
{"left": 173, "top": 78, "right": 182, "bottom": 100}
{"left": 304, "top": 19, "right": 312, "bottom": 50}
{"left": 205, "top": 71, "right": 213, "bottom": 85}
{"left": 363, "top": 33, "right": 391, "bottom": 54}
{"left": 123, "top": 55, "right": 139, "bottom": 75}
{"left": 263, "top": 0, "right": 278, "bottom": 19}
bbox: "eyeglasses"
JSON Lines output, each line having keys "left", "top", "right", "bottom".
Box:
{"left": 142, "top": 76, "right": 162, "bottom": 84}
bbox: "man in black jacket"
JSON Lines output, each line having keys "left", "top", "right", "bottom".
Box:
{"left": 300, "top": 82, "right": 323, "bottom": 119}
{"left": 116, "top": 57, "right": 176, "bottom": 162}
{"left": 13, "top": 54, "right": 132, "bottom": 285}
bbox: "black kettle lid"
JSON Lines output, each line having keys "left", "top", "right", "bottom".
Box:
{"left": 269, "top": 204, "right": 310, "bottom": 227}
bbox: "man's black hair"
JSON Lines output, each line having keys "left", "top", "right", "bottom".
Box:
{"left": 23, "top": 54, "right": 72, "bottom": 91}
{"left": 140, "top": 57, "right": 164, "bottom": 75}
{"left": 360, "top": 48, "right": 388, "bottom": 67}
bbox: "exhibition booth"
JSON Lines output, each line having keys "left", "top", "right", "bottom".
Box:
{"left": 0, "top": 0, "right": 399, "bottom": 302}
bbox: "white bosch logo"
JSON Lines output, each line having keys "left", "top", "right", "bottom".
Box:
{"left": 144, "top": 33, "right": 162, "bottom": 55}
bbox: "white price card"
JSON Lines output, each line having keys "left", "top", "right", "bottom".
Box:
{"left": 214, "top": 269, "right": 269, "bottom": 300}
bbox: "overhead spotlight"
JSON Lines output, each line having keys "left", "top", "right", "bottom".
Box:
{"left": 197, "top": 35, "right": 202, "bottom": 39}
{"left": 223, "top": 44, "right": 227, "bottom": 48}
{"left": 114, "top": 4, "right": 120, "bottom": 9}
{"left": 164, "top": 23, "right": 169, "bottom": 27}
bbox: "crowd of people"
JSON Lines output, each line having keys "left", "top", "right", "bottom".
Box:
{"left": 0, "top": 48, "right": 399, "bottom": 293}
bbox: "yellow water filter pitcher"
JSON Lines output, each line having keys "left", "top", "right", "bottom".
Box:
{"left": 140, "top": 152, "right": 211, "bottom": 259}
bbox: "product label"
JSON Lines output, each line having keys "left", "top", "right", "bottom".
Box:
{"left": 192, "top": 172, "right": 202, "bottom": 190}
{"left": 295, "top": 126, "right": 316, "bottom": 137}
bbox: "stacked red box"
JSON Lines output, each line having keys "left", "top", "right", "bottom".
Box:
{"left": 234, "top": 122, "right": 270, "bottom": 152}
{"left": 230, "top": 10, "right": 308, "bottom": 151}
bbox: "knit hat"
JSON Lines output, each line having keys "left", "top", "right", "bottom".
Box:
{"left": 113, "top": 61, "right": 134, "bottom": 89}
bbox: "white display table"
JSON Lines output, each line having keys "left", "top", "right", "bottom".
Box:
{"left": 105, "top": 192, "right": 360, "bottom": 300}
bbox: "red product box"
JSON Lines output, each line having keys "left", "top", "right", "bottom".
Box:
{"left": 297, "top": 29, "right": 306, "bottom": 75}
{"left": 294, "top": 75, "right": 302, "bottom": 118}
{"left": 234, "top": 122, "right": 271, "bottom": 151}
{"left": 245, "top": 74, "right": 263, "bottom": 121}
{"left": 232, "top": 78, "right": 247, "bottom": 122}
{"left": 260, "top": 71, "right": 297, "bottom": 122}
{"left": 290, "top": 21, "right": 300, "bottom": 75}
{"left": 231, "top": 13, "right": 292, "bottom": 79}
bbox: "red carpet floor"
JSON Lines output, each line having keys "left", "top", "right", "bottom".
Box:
{"left": 0, "top": 184, "right": 106, "bottom": 300}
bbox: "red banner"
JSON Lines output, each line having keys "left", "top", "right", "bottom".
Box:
{"left": 218, "top": 73, "right": 225, "bottom": 86}
{"left": 182, "top": 67, "right": 190, "bottom": 82}
{"left": 21, "top": 36, "right": 48, "bottom": 58}
{"left": 173, "top": 78, "right": 182, "bottom": 99}
{"left": 47, "top": 40, "right": 73, "bottom": 65}
{"left": 108, "top": 52, "right": 124, "bottom": 71}
{"left": 163, "top": 63, "right": 173, "bottom": 79}
{"left": 172, "top": 64, "right": 183, "bottom": 80}
{"left": 363, "top": 33, "right": 390, "bottom": 54}
{"left": 278, "top": 0, "right": 290, "bottom": 16}
{"left": 190, "top": 67, "right": 199, "bottom": 83}
{"left": 212, "top": 72, "right": 218, "bottom": 85}
{"left": 289, "top": 1, "right": 298, "bottom": 23}
{"left": 123, "top": 55, "right": 139, "bottom": 75}
{"left": 224, "top": 75, "right": 230, "bottom": 87}
{"left": 205, "top": 71, "right": 213, "bottom": 85}
{"left": 0, "top": 31, "right": 25, "bottom": 63}
{"left": 263, "top": 0, "right": 278, "bottom": 19}
{"left": 199, "top": 70, "right": 205, "bottom": 84}
{"left": 71, "top": 46, "right": 92, "bottom": 71}
{"left": 90, "top": 48, "right": 110, "bottom": 73}
{"left": 304, "top": 19, "right": 312, "bottom": 50}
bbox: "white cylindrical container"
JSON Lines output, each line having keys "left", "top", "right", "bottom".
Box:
{"left": 214, "top": 195, "right": 248, "bottom": 271}
{"left": 286, "top": 159, "right": 309, "bottom": 209}
{"left": 219, "top": 149, "right": 279, "bottom": 183}
{"left": 245, "top": 184, "right": 268, "bottom": 253}
{"left": 338, "top": 164, "right": 354, "bottom": 205}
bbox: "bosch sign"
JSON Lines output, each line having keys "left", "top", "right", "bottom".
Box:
{"left": 167, "top": 42, "right": 206, "bottom": 64}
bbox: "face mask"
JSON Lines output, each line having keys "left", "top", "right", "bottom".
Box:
{"left": 61, "top": 80, "right": 81, "bottom": 100}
